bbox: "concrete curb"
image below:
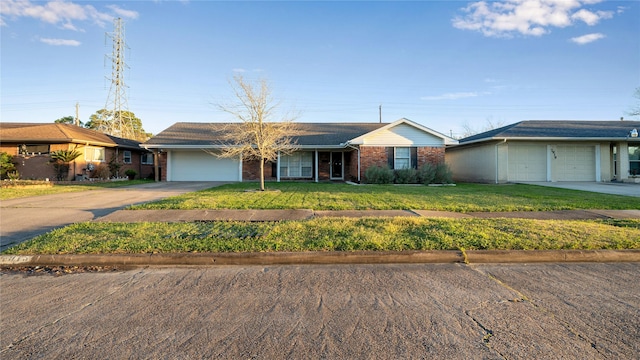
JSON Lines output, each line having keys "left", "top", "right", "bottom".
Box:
{"left": 1, "top": 250, "right": 639, "bottom": 267}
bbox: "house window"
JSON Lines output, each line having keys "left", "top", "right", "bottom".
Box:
{"left": 123, "top": 151, "right": 132, "bottom": 164}
{"left": 280, "top": 152, "right": 313, "bottom": 178}
{"left": 630, "top": 146, "right": 640, "bottom": 176}
{"left": 85, "top": 147, "right": 105, "bottom": 162}
{"left": 387, "top": 147, "right": 417, "bottom": 169}
{"left": 395, "top": 147, "right": 411, "bottom": 169}
{"left": 19, "top": 144, "right": 50, "bottom": 155}
{"left": 141, "top": 153, "right": 154, "bottom": 165}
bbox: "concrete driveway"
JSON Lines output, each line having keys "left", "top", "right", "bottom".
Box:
{"left": 523, "top": 181, "right": 640, "bottom": 197}
{"left": 0, "top": 182, "right": 221, "bottom": 251}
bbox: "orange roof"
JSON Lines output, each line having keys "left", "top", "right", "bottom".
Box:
{"left": 0, "top": 123, "right": 137, "bottom": 148}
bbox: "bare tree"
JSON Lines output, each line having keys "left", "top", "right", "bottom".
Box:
{"left": 461, "top": 117, "right": 505, "bottom": 138}
{"left": 627, "top": 87, "right": 640, "bottom": 118}
{"left": 213, "top": 75, "right": 299, "bottom": 191}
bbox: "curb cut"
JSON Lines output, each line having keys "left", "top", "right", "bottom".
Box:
{"left": 1, "top": 250, "right": 639, "bottom": 267}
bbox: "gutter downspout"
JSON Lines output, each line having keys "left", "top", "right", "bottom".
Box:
{"left": 495, "top": 139, "right": 507, "bottom": 184}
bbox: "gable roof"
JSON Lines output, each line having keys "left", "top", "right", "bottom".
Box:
{"left": 0, "top": 122, "right": 145, "bottom": 150}
{"left": 143, "top": 119, "right": 455, "bottom": 149}
{"left": 348, "top": 118, "right": 458, "bottom": 145}
{"left": 459, "top": 120, "right": 640, "bottom": 144}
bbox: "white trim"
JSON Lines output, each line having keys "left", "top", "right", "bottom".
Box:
{"left": 315, "top": 150, "right": 319, "bottom": 183}
{"left": 547, "top": 145, "right": 552, "bottom": 182}
{"left": 276, "top": 151, "right": 281, "bottom": 182}
{"left": 166, "top": 150, "right": 172, "bottom": 181}
{"left": 595, "top": 145, "right": 601, "bottom": 182}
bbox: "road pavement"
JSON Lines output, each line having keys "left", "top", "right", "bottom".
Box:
{"left": 0, "top": 182, "right": 221, "bottom": 251}
{"left": 1, "top": 263, "right": 638, "bottom": 359}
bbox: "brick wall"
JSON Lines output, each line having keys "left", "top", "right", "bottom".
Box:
{"left": 360, "top": 146, "right": 445, "bottom": 183}
{"left": 242, "top": 159, "right": 276, "bottom": 181}
{"left": 418, "top": 147, "right": 445, "bottom": 166}
{"left": 359, "top": 146, "right": 389, "bottom": 182}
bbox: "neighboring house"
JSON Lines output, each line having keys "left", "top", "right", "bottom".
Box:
{"left": 0, "top": 123, "right": 155, "bottom": 180}
{"left": 446, "top": 120, "right": 640, "bottom": 183}
{"left": 141, "top": 118, "right": 457, "bottom": 182}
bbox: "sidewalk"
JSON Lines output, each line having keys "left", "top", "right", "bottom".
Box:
{"left": 95, "top": 208, "right": 640, "bottom": 222}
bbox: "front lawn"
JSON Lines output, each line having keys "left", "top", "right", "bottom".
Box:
{"left": 130, "top": 182, "right": 640, "bottom": 212}
{"left": 4, "top": 218, "right": 639, "bottom": 255}
{"left": 0, "top": 180, "right": 152, "bottom": 200}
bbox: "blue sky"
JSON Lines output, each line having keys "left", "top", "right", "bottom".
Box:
{"left": 1, "top": 0, "right": 639, "bottom": 138}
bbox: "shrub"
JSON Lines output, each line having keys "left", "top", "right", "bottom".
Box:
{"left": 365, "top": 165, "right": 394, "bottom": 184}
{"left": 394, "top": 168, "right": 418, "bottom": 184}
{"left": 0, "top": 152, "right": 16, "bottom": 180}
{"left": 93, "top": 163, "right": 111, "bottom": 179}
{"left": 433, "top": 163, "right": 453, "bottom": 184}
{"left": 125, "top": 169, "right": 137, "bottom": 179}
{"left": 418, "top": 163, "right": 436, "bottom": 185}
{"left": 418, "top": 163, "right": 453, "bottom": 184}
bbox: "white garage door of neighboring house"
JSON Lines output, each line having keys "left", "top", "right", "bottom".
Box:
{"left": 170, "top": 150, "right": 240, "bottom": 181}
{"left": 554, "top": 145, "right": 596, "bottom": 181}
{"left": 508, "top": 145, "right": 547, "bottom": 182}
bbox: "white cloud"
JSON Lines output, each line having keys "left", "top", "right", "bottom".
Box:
{"left": 421, "top": 92, "right": 486, "bottom": 101}
{"left": 40, "top": 37, "right": 81, "bottom": 46}
{"left": 106, "top": 5, "right": 139, "bottom": 20}
{"left": 570, "top": 32, "right": 605, "bottom": 44}
{"left": 453, "top": 0, "right": 616, "bottom": 37}
{"left": 0, "top": 0, "right": 138, "bottom": 29}
{"left": 232, "top": 68, "right": 246, "bottom": 73}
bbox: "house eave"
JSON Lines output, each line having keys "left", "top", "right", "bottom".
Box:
{"left": 458, "top": 136, "right": 639, "bottom": 146}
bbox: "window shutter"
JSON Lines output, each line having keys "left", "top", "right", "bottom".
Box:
{"left": 386, "top": 147, "right": 394, "bottom": 169}
{"left": 411, "top": 147, "right": 418, "bottom": 169}
{"left": 271, "top": 162, "right": 277, "bottom": 177}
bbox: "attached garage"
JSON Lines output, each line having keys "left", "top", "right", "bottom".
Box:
{"left": 507, "top": 145, "right": 547, "bottom": 182}
{"left": 168, "top": 150, "right": 240, "bottom": 181}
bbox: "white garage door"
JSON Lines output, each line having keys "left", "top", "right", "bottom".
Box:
{"left": 508, "top": 145, "right": 547, "bottom": 182}
{"left": 555, "top": 145, "right": 596, "bottom": 181}
{"left": 170, "top": 150, "right": 240, "bottom": 181}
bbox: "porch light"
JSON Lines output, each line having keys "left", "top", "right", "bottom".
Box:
{"left": 631, "top": 129, "right": 638, "bottom": 138}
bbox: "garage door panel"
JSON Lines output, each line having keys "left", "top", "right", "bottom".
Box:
{"left": 555, "top": 145, "right": 595, "bottom": 181}
{"left": 170, "top": 151, "right": 240, "bottom": 181}
{"left": 508, "top": 145, "right": 547, "bottom": 182}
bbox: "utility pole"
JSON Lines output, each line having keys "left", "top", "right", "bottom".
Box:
{"left": 100, "top": 17, "right": 132, "bottom": 138}
{"left": 75, "top": 102, "right": 80, "bottom": 126}
{"left": 379, "top": 104, "right": 382, "bottom": 123}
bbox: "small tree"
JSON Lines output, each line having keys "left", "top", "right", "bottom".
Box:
{"left": 214, "top": 75, "right": 299, "bottom": 191}
{"left": 50, "top": 149, "right": 82, "bottom": 181}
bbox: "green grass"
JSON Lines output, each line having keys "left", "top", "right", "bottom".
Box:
{"left": 0, "top": 180, "right": 153, "bottom": 200}
{"left": 4, "top": 218, "right": 639, "bottom": 255}
{"left": 130, "top": 182, "right": 640, "bottom": 212}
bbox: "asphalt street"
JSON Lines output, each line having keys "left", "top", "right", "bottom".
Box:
{"left": 1, "top": 263, "right": 638, "bottom": 359}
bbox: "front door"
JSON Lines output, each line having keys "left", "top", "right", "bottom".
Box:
{"left": 331, "top": 152, "right": 343, "bottom": 179}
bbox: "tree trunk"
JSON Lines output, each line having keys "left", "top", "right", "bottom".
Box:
{"left": 259, "top": 159, "right": 265, "bottom": 191}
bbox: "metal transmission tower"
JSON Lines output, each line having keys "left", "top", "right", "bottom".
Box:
{"left": 100, "top": 17, "right": 133, "bottom": 139}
